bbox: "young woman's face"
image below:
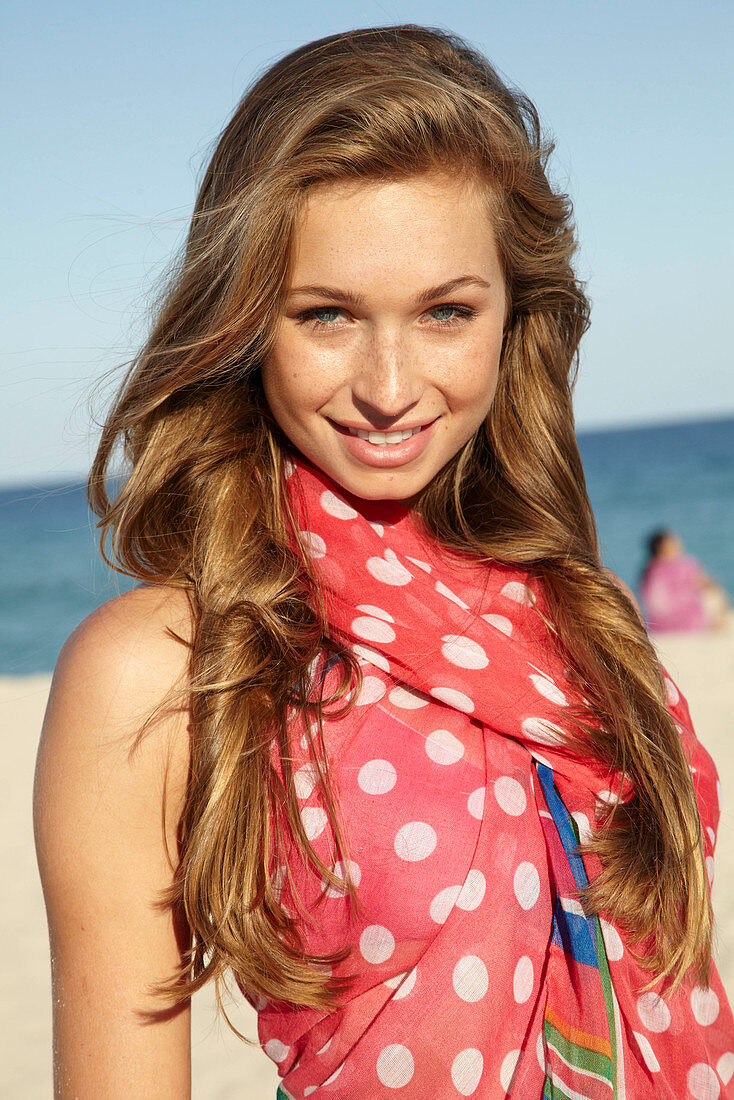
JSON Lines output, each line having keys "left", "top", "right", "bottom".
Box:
{"left": 261, "top": 170, "right": 508, "bottom": 503}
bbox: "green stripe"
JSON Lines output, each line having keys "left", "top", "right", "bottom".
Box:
{"left": 542, "top": 1074, "right": 577, "bottom": 1100}
{"left": 276, "top": 1086, "right": 294, "bottom": 1100}
{"left": 591, "top": 911, "right": 619, "bottom": 1089}
{"left": 544, "top": 1019, "right": 614, "bottom": 1084}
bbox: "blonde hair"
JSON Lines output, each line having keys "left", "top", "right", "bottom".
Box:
{"left": 89, "top": 23, "right": 711, "bottom": 1029}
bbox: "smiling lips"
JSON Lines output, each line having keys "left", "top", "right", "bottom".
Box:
{"left": 348, "top": 426, "right": 422, "bottom": 445}
{"left": 330, "top": 419, "right": 436, "bottom": 446}
{"left": 330, "top": 416, "right": 440, "bottom": 468}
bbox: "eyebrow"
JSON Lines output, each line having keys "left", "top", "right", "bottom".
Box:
{"left": 287, "top": 275, "right": 492, "bottom": 307}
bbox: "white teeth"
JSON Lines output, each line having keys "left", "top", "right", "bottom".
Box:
{"left": 347, "top": 426, "right": 421, "bottom": 445}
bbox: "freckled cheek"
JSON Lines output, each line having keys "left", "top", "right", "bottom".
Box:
{"left": 440, "top": 347, "right": 501, "bottom": 406}
{"left": 263, "top": 345, "right": 339, "bottom": 411}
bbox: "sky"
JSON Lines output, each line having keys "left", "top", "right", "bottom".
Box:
{"left": 2, "top": 0, "right": 732, "bottom": 485}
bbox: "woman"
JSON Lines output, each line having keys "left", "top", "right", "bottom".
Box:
{"left": 639, "top": 528, "right": 729, "bottom": 633}
{"left": 33, "top": 24, "right": 734, "bottom": 1099}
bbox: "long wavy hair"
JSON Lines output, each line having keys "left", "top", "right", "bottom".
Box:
{"left": 89, "top": 23, "right": 711, "bottom": 1028}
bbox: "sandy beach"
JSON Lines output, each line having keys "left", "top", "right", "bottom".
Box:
{"left": 2, "top": 618, "right": 733, "bottom": 1099}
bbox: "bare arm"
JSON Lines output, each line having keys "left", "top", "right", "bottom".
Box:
{"left": 33, "top": 586, "right": 194, "bottom": 1099}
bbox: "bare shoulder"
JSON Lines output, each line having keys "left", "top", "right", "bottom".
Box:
{"left": 56, "top": 583, "right": 194, "bottom": 702}
{"left": 35, "top": 580, "right": 196, "bottom": 860}
{"left": 37, "top": 581, "right": 195, "bottom": 848}
{"left": 34, "top": 585, "right": 196, "bottom": 1094}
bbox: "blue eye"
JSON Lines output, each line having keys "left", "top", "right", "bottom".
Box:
{"left": 295, "top": 303, "right": 476, "bottom": 330}
{"left": 430, "top": 305, "right": 476, "bottom": 326}
{"left": 297, "top": 307, "right": 343, "bottom": 329}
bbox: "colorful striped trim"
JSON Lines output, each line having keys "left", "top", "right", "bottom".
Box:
{"left": 536, "top": 762, "right": 621, "bottom": 1098}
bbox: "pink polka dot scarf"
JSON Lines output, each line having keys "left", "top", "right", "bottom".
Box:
{"left": 256, "top": 452, "right": 734, "bottom": 1099}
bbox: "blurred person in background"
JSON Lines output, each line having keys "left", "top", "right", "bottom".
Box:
{"left": 639, "top": 529, "right": 730, "bottom": 633}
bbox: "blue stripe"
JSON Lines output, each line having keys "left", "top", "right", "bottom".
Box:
{"left": 552, "top": 899, "right": 599, "bottom": 968}
{"left": 537, "top": 763, "right": 602, "bottom": 972}
{"left": 536, "top": 763, "right": 591, "bottom": 892}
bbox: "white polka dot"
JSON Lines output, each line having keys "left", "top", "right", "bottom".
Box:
{"left": 514, "top": 862, "right": 540, "bottom": 909}
{"left": 572, "top": 812, "right": 593, "bottom": 844}
{"left": 499, "top": 1048, "right": 521, "bottom": 1091}
{"left": 317, "top": 1037, "right": 332, "bottom": 1055}
{"left": 637, "top": 991, "right": 671, "bottom": 1032}
{"left": 440, "top": 634, "right": 488, "bottom": 670}
{"left": 457, "top": 870, "right": 486, "bottom": 911}
{"left": 295, "top": 763, "right": 319, "bottom": 800}
{"left": 451, "top": 1048, "right": 484, "bottom": 1095}
{"left": 358, "top": 758, "right": 397, "bottom": 795}
{"left": 706, "top": 856, "right": 715, "bottom": 886}
{"left": 264, "top": 1038, "right": 290, "bottom": 1062}
{"left": 356, "top": 603, "right": 394, "bottom": 623}
{"left": 389, "top": 685, "right": 429, "bottom": 708}
{"left": 717, "top": 1053, "right": 734, "bottom": 1085}
{"left": 435, "top": 580, "right": 470, "bottom": 609}
{"left": 324, "top": 859, "right": 361, "bottom": 898}
{"left": 425, "top": 728, "right": 465, "bottom": 764}
{"left": 430, "top": 885, "right": 463, "bottom": 923}
{"left": 304, "top": 1088, "right": 317, "bottom": 1096}
{"left": 299, "top": 530, "right": 326, "bottom": 558}
{"left": 271, "top": 863, "right": 287, "bottom": 902}
{"left": 355, "top": 675, "right": 387, "bottom": 705}
{"left": 521, "top": 716, "right": 565, "bottom": 745}
{"left": 406, "top": 556, "right": 432, "bottom": 573}
{"left": 430, "top": 686, "right": 474, "bottom": 713}
{"left": 284, "top": 457, "right": 296, "bottom": 478}
{"left": 513, "top": 956, "right": 534, "bottom": 1003}
{"left": 467, "top": 787, "right": 485, "bottom": 819}
{"left": 301, "top": 806, "right": 328, "bottom": 840}
{"left": 664, "top": 676, "right": 680, "bottom": 706}
{"left": 359, "top": 925, "right": 395, "bottom": 964}
{"left": 482, "top": 613, "right": 513, "bottom": 635}
{"left": 321, "top": 1062, "right": 344, "bottom": 1087}
{"left": 600, "top": 918, "right": 624, "bottom": 961}
{"left": 367, "top": 550, "right": 413, "bottom": 586}
{"left": 384, "top": 966, "right": 418, "bottom": 999}
{"left": 536, "top": 1031, "right": 547, "bottom": 1072}
{"left": 529, "top": 673, "right": 568, "bottom": 706}
{"left": 369, "top": 521, "right": 384, "bottom": 537}
{"left": 453, "top": 955, "right": 489, "bottom": 1001}
{"left": 353, "top": 643, "right": 391, "bottom": 673}
{"left": 707, "top": 826, "right": 716, "bottom": 847}
{"left": 691, "top": 986, "right": 720, "bottom": 1026}
{"left": 394, "top": 821, "right": 438, "bottom": 861}
{"left": 633, "top": 1031, "right": 660, "bottom": 1072}
{"left": 320, "top": 489, "right": 358, "bottom": 520}
{"left": 351, "top": 616, "right": 396, "bottom": 644}
{"left": 376, "top": 1044, "right": 414, "bottom": 1088}
{"left": 494, "top": 776, "right": 527, "bottom": 816}
{"left": 687, "top": 1063, "right": 720, "bottom": 1099}
{"left": 501, "top": 581, "right": 535, "bottom": 605}
{"left": 597, "top": 789, "right": 621, "bottom": 805}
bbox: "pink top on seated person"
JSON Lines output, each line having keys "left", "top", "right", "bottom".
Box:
{"left": 640, "top": 554, "right": 711, "bottom": 633}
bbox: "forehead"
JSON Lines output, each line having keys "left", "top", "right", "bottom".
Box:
{"left": 289, "top": 171, "right": 499, "bottom": 278}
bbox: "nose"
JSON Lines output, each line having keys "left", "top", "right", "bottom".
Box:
{"left": 350, "top": 329, "right": 423, "bottom": 426}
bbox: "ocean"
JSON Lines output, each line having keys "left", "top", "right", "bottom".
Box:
{"left": 1, "top": 415, "right": 732, "bottom": 676}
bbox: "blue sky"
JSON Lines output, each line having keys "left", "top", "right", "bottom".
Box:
{"left": 2, "top": 0, "right": 732, "bottom": 485}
